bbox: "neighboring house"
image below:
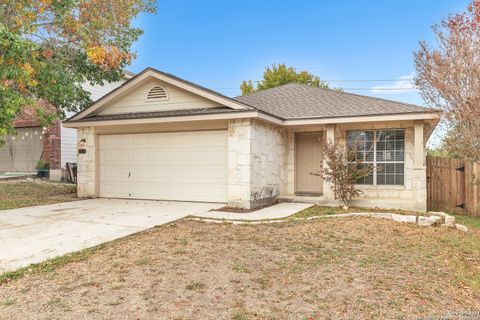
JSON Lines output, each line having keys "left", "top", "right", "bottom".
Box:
{"left": 64, "top": 68, "right": 439, "bottom": 211}
{"left": 0, "top": 73, "right": 132, "bottom": 180}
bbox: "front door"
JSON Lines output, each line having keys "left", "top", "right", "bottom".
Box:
{"left": 295, "top": 132, "right": 323, "bottom": 195}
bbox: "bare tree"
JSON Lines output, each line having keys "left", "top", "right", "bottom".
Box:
{"left": 414, "top": 1, "right": 480, "bottom": 161}
{"left": 313, "top": 143, "right": 373, "bottom": 208}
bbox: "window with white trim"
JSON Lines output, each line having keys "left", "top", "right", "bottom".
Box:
{"left": 347, "top": 129, "right": 405, "bottom": 186}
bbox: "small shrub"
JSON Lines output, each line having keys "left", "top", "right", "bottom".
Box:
{"left": 313, "top": 142, "right": 373, "bottom": 207}
{"left": 186, "top": 281, "right": 205, "bottom": 291}
{"left": 232, "top": 310, "right": 249, "bottom": 320}
{"left": 232, "top": 264, "right": 250, "bottom": 273}
{"left": 36, "top": 160, "right": 50, "bottom": 170}
{"left": 134, "top": 257, "right": 152, "bottom": 266}
{"left": 3, "top": 298, "right": 16, "bottom": 306}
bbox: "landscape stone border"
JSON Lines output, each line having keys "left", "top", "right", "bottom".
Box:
{"left": 188, "top": 211, "right": 469, "bottom": 232}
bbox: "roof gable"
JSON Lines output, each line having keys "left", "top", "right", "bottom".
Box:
{"left": 95, "top": 77, "right": 224, "bottom": 116}
{"left": 69, "top": 68, "right": 253, "bottom": 121}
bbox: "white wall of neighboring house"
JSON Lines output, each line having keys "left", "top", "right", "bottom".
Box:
{"left": 60, "top": 80, "right": 127, "bottom": 169}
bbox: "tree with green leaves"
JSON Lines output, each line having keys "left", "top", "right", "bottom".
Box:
{"left": 240, "top": 63, "right": 333, "bottom": 95}
{"left": 0, "top": 0, "right": 156, "bottom": 143}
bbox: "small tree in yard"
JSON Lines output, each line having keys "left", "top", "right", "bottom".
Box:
{"left": 314, "top": 143, "right": 373, "bottom": 208}
{"left": 415, "top": 1, "right": 480, "bottom": 162}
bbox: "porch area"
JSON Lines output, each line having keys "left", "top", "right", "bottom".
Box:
{"left": 283, "top": 120, "right": 430, "bottom": 212}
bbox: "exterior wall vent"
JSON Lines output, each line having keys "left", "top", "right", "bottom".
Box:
{"left": 146, "top": 86, "right": 168, "bottom": 101}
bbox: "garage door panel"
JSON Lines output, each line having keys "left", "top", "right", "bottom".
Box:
{"left": 128, "top": 168, "right": 144, "bottom": 179}
{"left": 145, "top": 152, "right": 158, "bottom": 162}
{"left": 116, "top": 135, "right": 131, "bottom": 147}
{"left": 195, "top": 168, "right": 213, "bottom": 179}
{"left": 101, "top": 183, "right": 120, "bottom": 197}
{"left": 99, "top": 130, "right": 227, "bottom": 202}
{"left": 211, "top": 150, "right": 227, "bottom": 162}
{"left": 148, "top": 167, "right": 170, "bottom": 179}
{"left": 100, "top": 167, "right": 118, "bottom": 180}
{"left": 131, "top": 151, "right": 147, "bottom": 163}
{"left": 117, "top": 151, "right": 131, "bottom": 163}
{"left": 100, "top": 135, "right": 116, "bottom": 147}
{"left": 130, "top": 135, "right": 145, "bottom": 146}
{"left": 102, "top": 183, "right": 225, "bottom": 203}
{"left": 100, "top": 150, "right": 117, "bottom": 164}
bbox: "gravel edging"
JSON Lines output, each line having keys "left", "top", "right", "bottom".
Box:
{"left": 188, "top": 211, "right": 469, "bottom": 232}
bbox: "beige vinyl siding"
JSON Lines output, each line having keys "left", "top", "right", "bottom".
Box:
{"left": 82, "top": 81, "right": 127, "bottom": 102}
{"left": 60, "top": 81, "right": 126, "bottom": 168}
{"left": 97, "top": 78, "right": 222, "bottom": 116}
{"left": 60, "top": 126, "right": 77, "bottom": 168}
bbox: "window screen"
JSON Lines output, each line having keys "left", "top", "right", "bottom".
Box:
{"left": 347, "top": 129, "right": 405, "bottom": 185}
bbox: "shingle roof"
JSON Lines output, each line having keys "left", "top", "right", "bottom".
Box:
{"left": 68, "top": 76, "right": 434, "bottom": 124}
{"left": 234, "top": 83, "right": 431, "bottom": 119}
{"left": 74, "top": 107, "right": 244, "bottom": 122}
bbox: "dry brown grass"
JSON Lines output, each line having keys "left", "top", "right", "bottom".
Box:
{"left": 0, "top": 180, "right": 77, "bottom": 210}
{"left": 0, "top": 218, "right": 479, "bottom": 319}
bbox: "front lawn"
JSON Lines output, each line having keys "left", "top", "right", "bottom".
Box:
{"left": 0, "top": 180, "right": 77, "bottom": 210}
{"left": 294, "top": 205, "right": 480, "bottom": 229}
{"left": 0, "top": 217, "right": 479, "bottom": 319}
{"left": 451, "top": 214, "right": 480, "bottom": 229}
{"left": 292, "top": 205, "right": 428, "bottom": 219}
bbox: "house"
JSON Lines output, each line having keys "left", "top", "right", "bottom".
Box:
{"left": 0, "top": 73, "right": 133, "bottom": 180}
{"left": 63, "top": 68, "right": 439, "bottom": 211}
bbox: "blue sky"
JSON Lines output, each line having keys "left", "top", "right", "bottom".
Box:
{"left": 129, "top": 0, "right": 470, "bottom": 106}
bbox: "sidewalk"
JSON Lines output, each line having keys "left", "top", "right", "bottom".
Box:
{"left": 194, "top": 202, "right": 313, "bottom": 221}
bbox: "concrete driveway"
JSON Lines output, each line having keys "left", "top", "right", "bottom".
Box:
{"left": 0, "top": 199, "right": 222, "bottom": 273}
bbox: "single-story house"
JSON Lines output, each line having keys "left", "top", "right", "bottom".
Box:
{"left": 64, "top": 68, "right": 440, "bottom": 211}
{"left": 0, "top": 73, "right": 132, "bottom": 180}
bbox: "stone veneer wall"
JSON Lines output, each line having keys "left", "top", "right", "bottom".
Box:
{"left": 227, "top": 119, "right": 252, "bottom": 208}
{"left": 336, "top": 122, "right": 426, "bottom": 211}
{"left": 74, "top": 120, "right": 426, "bottom": 211}
{"left": 284, "top": 121, "right": 427, "bottom": 212}
{"left": 250, "top": 119, "right": 287, "bottom": 206}
{"left": 335, "top": 123, "right": 414, "bottom": 194}
{"left": 227, "top": 119, "right": 287, "bottom": 209}
{"left": 76, "top": 127, "right": 97, "bottom": 198}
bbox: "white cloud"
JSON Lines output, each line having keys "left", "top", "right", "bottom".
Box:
{"left": 370, "top": 72, "right": 416, "bottom": 94}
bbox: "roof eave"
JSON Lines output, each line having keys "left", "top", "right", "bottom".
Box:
{"left": 64, "top": 109, "right": 439, "bottom": 129}
{"left": 283, "top": 111, "right": 440, "bottom": 126}
{"left": 63, "top": 110, "right": 283, "bottom": 128}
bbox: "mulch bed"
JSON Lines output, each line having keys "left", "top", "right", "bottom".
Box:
{"left": 210, "top": 199, "right": 286, "bottom": 213}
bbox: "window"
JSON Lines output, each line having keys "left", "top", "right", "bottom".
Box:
{"left": 146, "top": 86, "right": 168, "bottom": 101}
{"left": 347, "top": 129, "right": 405, "bottom": 186}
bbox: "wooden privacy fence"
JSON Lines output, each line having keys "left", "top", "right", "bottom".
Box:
{"left": 427, "top": 156, "right": 480, "bottom": 217}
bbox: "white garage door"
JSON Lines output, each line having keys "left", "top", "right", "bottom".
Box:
{"left": 99, "top": 130, "right": 227, "bottom": 203}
